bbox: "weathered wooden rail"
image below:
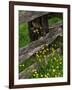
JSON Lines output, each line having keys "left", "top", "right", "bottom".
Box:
{"left": 19, "top": 11, "right": 49, "bottom": 23}
{"left": 19, "top": 11, "right": 63, "bottom": 23}
{"left": 19, "top": 22, "right": 63, "bottom": 64}
{"left": 19, "top": 63, "right": 38, "bottom": 79}
{"left": 19, "top": 48, "right": 61, "bottom": 79}
{"left": 19, "top": 11, "right": 63, "bottom": 79}
{"left": 19, "top": 11, "right": 63, "bottom": 41}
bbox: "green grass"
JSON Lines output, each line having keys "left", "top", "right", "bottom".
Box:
{"left": 19, "top": 16, "right": 63, "bottom": 78}
{"left": 19, "top": 36, "right": 63, "bottom": 78}
{"left": 19, "top": 55, "right": 36, "bottom": 73}
{"left": 19, "top": 17, "right": 62, "bottom": 48}
{"left": 48, "top": 17, "right": 62, "bottom": 26}
{"left": 19, "top": 23, "right": 30, "bottom": 48}
{"left": 31, "top": 51, "right": 63, "bottom": 78}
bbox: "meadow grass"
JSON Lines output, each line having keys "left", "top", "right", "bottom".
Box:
{"left": 19, "top": 23, "right": 30, "bottom": 48}
{"left": 19, "top": 16, "right": 63, "bottom": 78}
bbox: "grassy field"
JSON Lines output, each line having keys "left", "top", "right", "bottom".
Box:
{"left": 31, "top": 51, "right": 63, "bottom": 78}
{"left": 19, "top": 23, "right": 30, "bottom": 48}
{"left": 19, "top": 16, "right": 63, "bottom": 78}
{"left": 48, "top": 17, "right": 62, "bottom": 26}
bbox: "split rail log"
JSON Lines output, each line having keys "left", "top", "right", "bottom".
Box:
{"left": 19, "top": 11, "right": 49, "bottom": 23}
{"left": 19, "top": 11, "right": 62, "bottom": 24}
{"left": 19, "top": 63, "right": 38, "bottom": 79}
{"left": 19, "top": 22, "right": 63, "bottom": 64}
{"left": 19, "top": 48, "right": 61, "bottom": 79}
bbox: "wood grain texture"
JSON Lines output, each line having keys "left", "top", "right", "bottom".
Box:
{"left": 19, "top": 22, "right": 63, "bottom": 64}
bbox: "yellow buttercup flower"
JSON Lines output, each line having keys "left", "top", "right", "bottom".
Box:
{"left": 35, "top": 71, "right": 37, "bottom": 74}
{"left": 56, "top": 66, "right": 59, "bottom": 69}
{"left": 52, "top": 65, "right": 54, "bottom": 68}
{"left": 22, "top": 64, "right": 24, "bottom": 67}
{"left": 53, "top": 69, "right": 55, "bottom": 72}
{"left": 60, "top": 62, "right": 62, "bottom": 64}
{"left": 39, "top": 50, "right": 42, "bottom": 53}
{"left": 47, "top": 73, "right": 49, "bottom": 76}
{"left": 54, "top": 57, "right": 56, "bottom": 60}
{"left": 41, "top": 74, "right": 43, "bottom": 77}
{"left": 36, "top": 54, "right": 39, "bottom": 57}
{"left": 46, "top": 48, "right": 49, "bottom": 51}
{"left": 45, "top": 75, "right": 48, "bottom": 78}
{"left": 33, "top": 74, "right": 35, "bottom": 76}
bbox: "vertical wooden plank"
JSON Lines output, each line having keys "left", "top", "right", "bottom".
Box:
{"left": 41, "top": 14, "right": 49, "bottom": 35}
{"left": 28, "top": 21, "right": 33, "bottom": 41}
{"left": 28, "top": 17, "right": 41, "bottom": 41}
